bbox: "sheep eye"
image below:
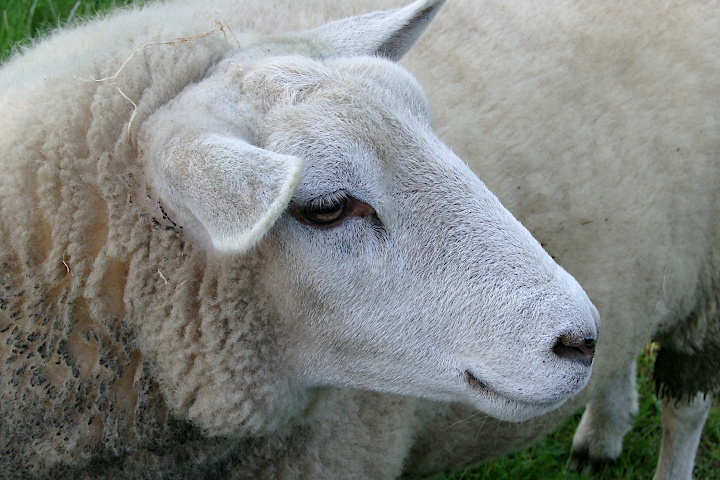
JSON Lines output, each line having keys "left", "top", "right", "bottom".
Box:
{"left": 296, "top": 192, "right": 350, "bottom": 227}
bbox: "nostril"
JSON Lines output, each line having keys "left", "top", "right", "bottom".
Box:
{"left": 584, "top": 337, "right": 597, "bottom": 355}
{"left": 553, "top": 334, "right": 596, "bottom": 366}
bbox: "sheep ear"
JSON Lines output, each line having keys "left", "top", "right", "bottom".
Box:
{"left": 305, "top": 0, "right": 445, "bottom": 61}
{"left": 155, "top": 134, "right": 303, "bottom": 253}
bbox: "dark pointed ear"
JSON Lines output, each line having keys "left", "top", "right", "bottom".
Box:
{"left": 303, "top": 0, "right": 445, "bottom": 61}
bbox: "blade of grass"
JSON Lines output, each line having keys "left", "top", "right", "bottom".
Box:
{"left": 25, "top": 0, "right": 40, "bottom": 39}
{"left": 66, "top": 1, "right": 81, "bottom": 23}
{"left": 46, "top": 0, "right": 59, "bottom": 26}
{"left": 2, "top": 9, "right": 9, "bottom": 36}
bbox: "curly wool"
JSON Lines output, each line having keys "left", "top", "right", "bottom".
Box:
{"left": 0, "top": 6, "right": 261, "bottom": 477}
{"left": 0, "top": 2, "right": 428, "bottom": 477}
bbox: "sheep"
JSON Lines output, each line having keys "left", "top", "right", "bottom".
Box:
{"left": 396, "top": 1, "right": 719, "bottom": 479}
{"left": 0, "top": 1, "right": 603, "bottom": 479}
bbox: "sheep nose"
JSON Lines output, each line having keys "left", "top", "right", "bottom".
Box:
{"left": 553, "top": 334, "right": 596, "bottom": 366}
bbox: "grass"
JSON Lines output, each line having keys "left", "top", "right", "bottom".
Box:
{"left": 0, "top": 0, "right": 136, "bottom": 61}
{"left": 1, "top": 1, "right": 718, "bottom": 479}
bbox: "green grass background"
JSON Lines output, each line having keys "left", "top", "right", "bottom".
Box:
{"left": 1, "top": 1, "right": 718, "bottom": 478}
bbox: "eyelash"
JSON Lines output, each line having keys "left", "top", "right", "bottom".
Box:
{"left": 307, "top": 190, "right": 349, "bottom": 212}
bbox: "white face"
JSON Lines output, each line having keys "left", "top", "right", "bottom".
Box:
{"left": 248, "top": 56, "right": 600, "bottom": 421}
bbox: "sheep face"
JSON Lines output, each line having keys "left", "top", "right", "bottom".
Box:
{"left": 254, "top": 56, "right": 600, "bottom": 422}
{"left": 140, "top": 48, "right": 599, "bottom": 432}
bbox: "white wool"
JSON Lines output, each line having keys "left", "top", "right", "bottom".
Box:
{"left": 401, "top": 1, "right": 719, "bottom": 479}
{"left": 1, "top": 1, "right": 716, "bottom": 479}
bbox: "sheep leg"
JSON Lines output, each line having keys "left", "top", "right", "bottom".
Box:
{"left": 570, "top": 362, "right": 639, "bottom": 472}
{"left": 652, "top": 392, "right": 712, "bottom": 480}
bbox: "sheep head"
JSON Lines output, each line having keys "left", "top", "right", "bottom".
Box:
{"left": 136, "top": 0, "right": 600, "bottom": 437}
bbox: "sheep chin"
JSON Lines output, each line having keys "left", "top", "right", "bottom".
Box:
{"left": 461, "top": 369, "right": 579, "bottom": 423}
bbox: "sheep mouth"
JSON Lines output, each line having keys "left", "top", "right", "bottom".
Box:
{"left": 463, "top": 370, "right": 512, "bottom": 402}
{"left": 464, "top": 370, "right": 491, "bottom": 393}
